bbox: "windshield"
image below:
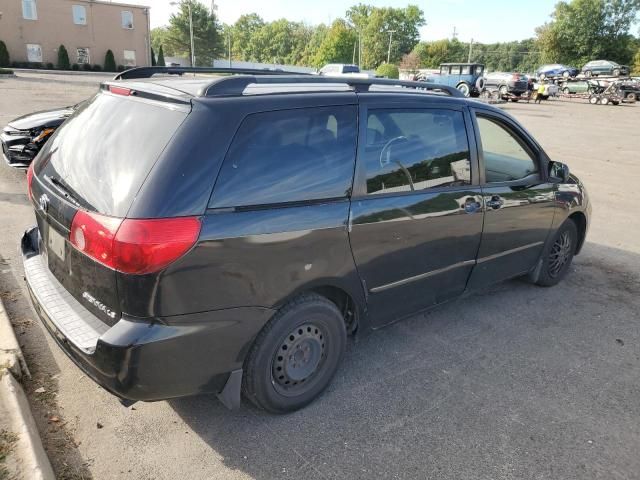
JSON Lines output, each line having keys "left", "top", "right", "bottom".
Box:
{"left": 35, "top": 93, "right": 188, "bottom": 216}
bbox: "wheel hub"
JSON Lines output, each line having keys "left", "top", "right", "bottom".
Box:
{"left": 549, "top": 231, "right": 572, "bottom": 277}
{"left": 273, "top": 324, "right": 325, "bottom": 388}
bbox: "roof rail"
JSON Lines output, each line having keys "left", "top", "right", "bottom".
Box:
{"left": 113, "top": 66, "right": 312, "bottom": 81}
{"left": 200, "top": 75, "right": 464, "bottom": 98}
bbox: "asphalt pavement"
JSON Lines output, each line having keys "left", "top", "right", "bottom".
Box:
{"left": 0, "top": 72, "right": 638, "bottom": 480}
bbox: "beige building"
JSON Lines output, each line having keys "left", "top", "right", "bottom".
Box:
{"left": 0, "top": 0, "right": 151, "bottom": 68}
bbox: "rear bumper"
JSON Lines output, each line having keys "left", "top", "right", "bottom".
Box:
{"left": 21, "top": 226, "right": 274, "bottom": 402}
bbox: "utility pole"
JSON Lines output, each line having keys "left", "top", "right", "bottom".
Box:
{"left": 452, "top": 26, "right": 458, "bottom": 40}
{"left": 358, "top": 30, "right": 362, "bottom": 69}
{"left": 228, "top": 32, "right": 231, "bottom": 67}
{"left": 387, "top": 30, "right": 396, "bottom": 64}
{"left": 468, "top": 38, "right": 473, "bottom": 63}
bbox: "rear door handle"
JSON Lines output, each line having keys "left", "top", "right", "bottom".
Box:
{"left": 486, "top": 195, "right": 504, "bottom": 210}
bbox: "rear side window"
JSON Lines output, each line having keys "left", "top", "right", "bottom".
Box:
{"left": 36, "top": 93, "right": 188, "bottom": 216}
{"left": 210, "top": 106, "right": 357, "bottom": 208}
{"left": 363, "top": 109, "right": 471, "bottom": 195}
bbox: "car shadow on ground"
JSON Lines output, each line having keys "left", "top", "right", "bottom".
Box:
{"left": 170, "top": 242, "right": 640, "bottom": 480}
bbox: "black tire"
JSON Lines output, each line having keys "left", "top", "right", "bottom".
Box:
{"left": 563, "top": 87, "right": 571, "bottom": 95}
{"left": 242, "top": 293, "right": 347, "bottom": 413}
{"left": 585, "top": 70, "right": 592, "bottom": 78}
{"left": 534, "top": 220, "right": 578, "bottom": 287}
{"left": 613, "top": 68, "right": 620, "bottom": 77}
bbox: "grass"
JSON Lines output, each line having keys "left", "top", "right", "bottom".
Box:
{"left": 0, "top": 430, "right": 19, "bottom": 480}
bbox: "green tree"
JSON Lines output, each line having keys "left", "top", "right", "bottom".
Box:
{"left": 151, "top": 46, "right": 157, "bottom": 66}
{"left": 376, "top": 63, "right": 399, "bottom": 78}
{"left": 230, "top": 13, "right": 265, "bottom": 60}
{"left": 633, "top": 48, "right": 640, "bottom": 74}
{"left": 347, "top": 4, "right": 425, "bottom": 69}
{"left": 536, "top": 0, "right": 640, "bottom": 67}
{"left": 157, "top": 45, "right": 166, "bottom": 66}
{"left": 166, "top": 0, "right": 221, "bottom": 66}
{"left": 0, "top": 41, "right": 9, "bottom": 67}
{"left": 313, "top": 19, "right": 357, "bottom": 67}
{"left": 104, "top": 49, "right": 116, "bottom": 72}
{"left": 151, "top": 27, "right": 176, "bottom": 57}
{"left": 57, "top": 45, "right": 70, "bottom": 70}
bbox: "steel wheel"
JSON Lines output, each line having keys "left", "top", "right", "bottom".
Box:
{"left": 272, "top": 323, "right": 326, "bottom": 396}
{"left": 548, "top": 231, "right": 572, "bottom": 278}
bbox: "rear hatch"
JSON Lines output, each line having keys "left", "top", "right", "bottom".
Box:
{"left": 29, "top": 88, "right": 190, "bottom": 325}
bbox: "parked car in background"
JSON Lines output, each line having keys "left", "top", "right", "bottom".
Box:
{"left": 484, "top": 72, "right": 528, "bottom": 96}
{"left": 616, "top": 80, "right": 640, "bottom": 102}
{"left": 424, "top": 63, "right": 485, "bottom": 97}
{"left": 560, "top": 80, "right": 594, "bottom": 94}
{"left": 581, "top": 60, "right": 629, "bottom": 77}
{"left": 21, "top": 67, "right": 589, "bottom": 414}
{"left": 1, "top": 106, "right": 76, "bottom": 168}
{"left": 318, "top": 64, "right": 370, "bottom": 78}
{"left": 536, "top": 64, "right": 579, "bottom": 80}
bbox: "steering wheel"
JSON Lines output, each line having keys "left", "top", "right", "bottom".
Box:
{"left": 379, "top": 136, "right": 408, "bottom": 168}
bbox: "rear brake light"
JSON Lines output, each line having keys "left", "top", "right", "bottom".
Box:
{"left": 70, "top": 211, "right": 201, "bottom": 274}
{"left": 108, "top": 85, "right": 132, "bottom": 96}
{"left": 26, "top": 163, "right": 34, "bottom": 200}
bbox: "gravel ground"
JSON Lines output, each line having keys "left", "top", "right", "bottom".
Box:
{"left": 0, "top": 72, "right": 639, "bottom": 480}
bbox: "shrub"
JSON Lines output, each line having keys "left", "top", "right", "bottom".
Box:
{"left": 82, "top": 63, "right": 92, "bottom": 71}
{"left": 376, "top": 63, "right": 399, "bottom": 79}
{"left": 46, "top": 62, "right": 54, "bottom": 70}
{"left": 104, "top": 49, "right": 116, "bottom": 72}
{"left": 71, "top": 63, "right": 80, "bottom": 71}
{"left": 93, "top": 64, "right": 102, "bottom": 72}
{"left": 0, "top": 68, "right": 14, "bottom": 75}
{"left": 57, "top": 45, "right": 71, "bottom": 70}
{"left": 157, "top": 45, "right": 165, "bottom": 67}
{"left": 0, "top": 41, "right": 10, "bottom": 67}
{"left": 151, "top": 47, "right": 157, "bottom": 66}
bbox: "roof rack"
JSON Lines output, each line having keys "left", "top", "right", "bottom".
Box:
{"left": 199, "top": 75, "right": 464, "bottom": 98}
{"left": 113, "top": 66, "right": 311, "bottom": 81}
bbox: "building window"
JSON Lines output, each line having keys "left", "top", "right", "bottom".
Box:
{"left": 26, "top": 44, "right": 42, "bottom": 62}
{"left": 123, "top": 50, "right": 136, "bottom": 67}
{"left": 72, "top": 5, "right": 87, "bottom": 25}
{"left": 22, "top": 0, "right": 37, "bottom": 20}
{"left": 121, "top": 11, "right": 134, "bottom": 29}
{"left": 76, "top": 47, "right": 90, "bottom": 64}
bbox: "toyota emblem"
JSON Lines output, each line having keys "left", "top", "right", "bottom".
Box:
{"left": 38, "top": 194, "right": 50, "bottom": 213}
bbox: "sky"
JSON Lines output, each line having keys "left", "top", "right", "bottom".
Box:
{"left": 122, "top": 0, "right": 560, "bottom": 44}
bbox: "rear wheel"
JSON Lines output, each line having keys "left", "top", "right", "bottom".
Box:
{"left": 585, "top": 70, "right": 592, "bottom": 78}
{"left": 626, "top": 92, "right": 637, "bottom": 102}
{"left": 242, "top": 293, "right": 347, "bottom": 413}
{"left": 600, "top": 97, "right": 609, "bottom": 105}
{"left": 589, "top": 94, "right": 599, "bottom": 104}
{"left": 499, "top": 85, "right": 509, "bottom": 96}
{"left": 562, "top": 71, "right": 570, "bottom": 78}
{"left": 534, "top": 220, "right": 578, "bottom": 287}
{"left": 613, "top": 68, "right": 620, "bottom": 77}
{"left": 563, "top": 87, "right": 571, "bottom": 94}
{"left": 457, "top": 82, "right": 471, "bottom": 97}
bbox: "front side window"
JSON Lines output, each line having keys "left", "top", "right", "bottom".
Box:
{"left": 476, "top": 116, "right": 538, "bottom": 183}
{"left": 363, "top": 109, "right": 471, "bottom": 195}
{"left": 210, "top": 106, "right": 358, "bottom": 208}
{"left": 72, "top": 5, "right": 87, "bottom": 25}
{"left": 123, "top": 50, "right": 136, "bottom": 66}
{"left": 461, "top": 65, "right": 471, "bottom": 75}
{"left": 26, "top": 44, "right": 42, "bottom": 62}
{"left": 22, "top": 0, "right": 37, "bottom": 19}
{"left": 121, "top": 11, "right": 134, "bottom": 29}
{"left": 475, "top": 65, "right": 484, "bottom": 75}
{"left": 76, "top": 47, "right": 90, "bottom": 64}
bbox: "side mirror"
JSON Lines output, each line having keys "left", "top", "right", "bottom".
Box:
{"left": 549, "top": 161, "right": 570, "bottom": 183}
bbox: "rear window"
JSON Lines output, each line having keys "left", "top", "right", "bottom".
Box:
{"left": 210, "top": 106, "right": 357, "bottom": 208}
{"left": 36, "top": 93, "right": 188, "bottom": 216}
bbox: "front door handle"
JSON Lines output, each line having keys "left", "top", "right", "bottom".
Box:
{"left": 485, "top": 195, "right": 504, "bottom": 210}
{"left": 462, "top": 197, "right": 482, "bottom": 214}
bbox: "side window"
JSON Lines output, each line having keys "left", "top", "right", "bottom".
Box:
{"left": 210, "top": 106, "right": 357, "bottom": 208}
{"left": 461, "top": 65, "right": 471, "bottom": 75}
{"left": 476, "top": 116, "right": 538, "bottom": 183}
{"left": 450, "top": 66, "right": 461, "bottom": 75}
{"left": 440, "top": 66, "right": 449, "bottom": 75}
{"left": 363, "top": 109, "right": 471, "bottom": 195}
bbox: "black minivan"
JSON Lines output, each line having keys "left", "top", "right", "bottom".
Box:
{"left": 22, "top": 69, "right": 590, "bottom": 413}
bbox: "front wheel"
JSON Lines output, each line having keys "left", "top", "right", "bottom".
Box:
{"left": 242, "top": 293, "right": 347, "bottom": 413}
{"left": 612, "top": 68, "right": 620, "bottom": 77}
{"left": 585, "top": 70, "right": 592, "bottom": 78}
{"left": 533, "top": 220, "right": 578, "bottom": 287}
{"left": 563, "top": 87, "right": 571, "bottom": 94}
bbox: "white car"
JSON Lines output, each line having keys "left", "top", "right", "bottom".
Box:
{"left": 318, "top": 64, "right": 373, "bottom": 78}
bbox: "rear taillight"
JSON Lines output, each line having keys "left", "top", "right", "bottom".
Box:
{"left": 70, "top": 211, "right": 201, "bottom": 275}
{"left": 26, "top": 163, "right": 34, "bottom": 200}
{"left": 108, "top": 85, "right": 132, "bottom": 96}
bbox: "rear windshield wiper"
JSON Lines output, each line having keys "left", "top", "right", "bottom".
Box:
{"left": 45, "top": 175, "right": 83, "bottom": 207}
